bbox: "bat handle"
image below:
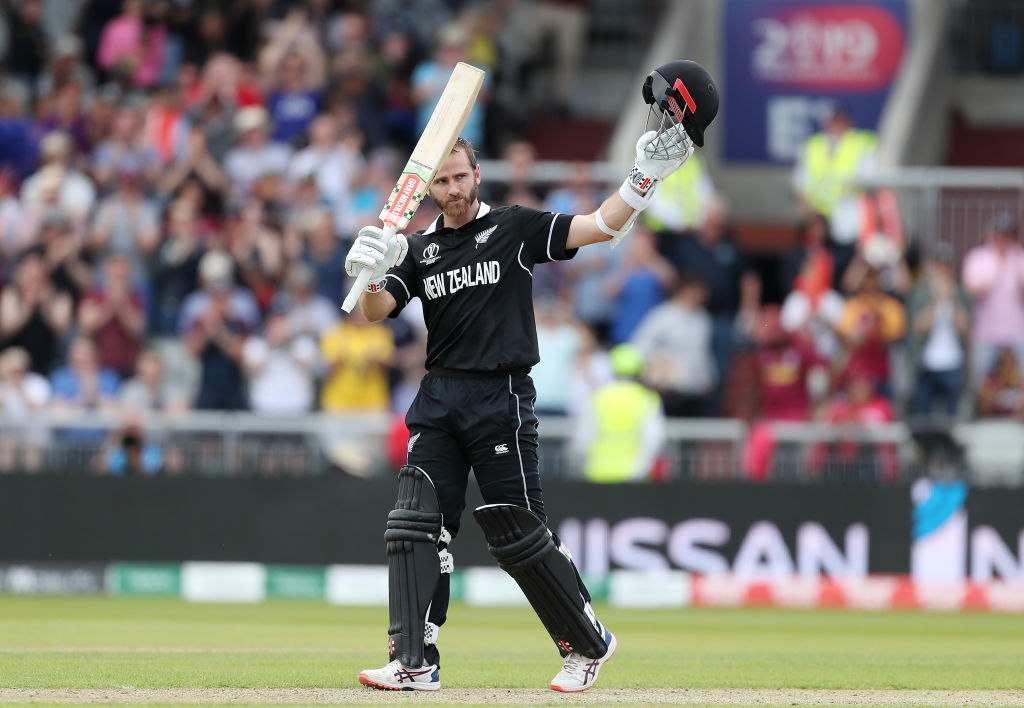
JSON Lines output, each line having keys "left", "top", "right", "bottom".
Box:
{"left": 341, "top": 270, "right": 371, "bottom": 313}
{"left": 340, "top": 223, "right": 399, "bottom": 314}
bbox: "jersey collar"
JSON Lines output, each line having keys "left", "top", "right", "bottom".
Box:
{"left": 424, "top": 202, "right": 491, "bottom": 235}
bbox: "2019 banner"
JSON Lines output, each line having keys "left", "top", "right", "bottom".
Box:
{"left": 723, "top": 0, "right": 908, "bottom": 163}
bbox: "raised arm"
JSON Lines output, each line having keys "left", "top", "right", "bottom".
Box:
{"left": 567, "top": 125, "right": 694, "bottom": 250}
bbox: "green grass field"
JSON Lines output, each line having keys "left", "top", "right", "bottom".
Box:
{"left": 2, "top": 595, "right": 1023, "bottom": 705}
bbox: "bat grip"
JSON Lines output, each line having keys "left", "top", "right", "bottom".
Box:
{"left": 341, "top": 271, "right": 371, "bottom": 313}
{"left": 340, "top": 223, "right": 399, "bottom": 314}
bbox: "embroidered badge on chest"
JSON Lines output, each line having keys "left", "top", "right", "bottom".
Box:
{"left": 473, "top": 225, "right": 497, "bottom": 248}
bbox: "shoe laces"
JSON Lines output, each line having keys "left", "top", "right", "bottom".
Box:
{"left": 560, "top": 652, "right": 586, "bottom": 677}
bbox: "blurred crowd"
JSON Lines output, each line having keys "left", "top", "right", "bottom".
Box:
{"left": 0, "top": 1, "right": 1022, "bottom": 481}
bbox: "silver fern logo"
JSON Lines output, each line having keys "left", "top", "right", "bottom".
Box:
{"left": 473, "top": 225, "right": 497, "bottom": 248}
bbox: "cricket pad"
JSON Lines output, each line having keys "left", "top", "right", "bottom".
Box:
{"left": 384, "top": 466, "right": 442, "bottom": 668}
{"left": 473, "top": 503, "right": 607, "bottom": 658}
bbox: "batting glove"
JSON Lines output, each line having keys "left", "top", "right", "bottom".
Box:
{"left": 619, "top": 125, "right": 694, "bottom": 211}
{"left": 345, "top": 225, "right": 409, "bottom": 292}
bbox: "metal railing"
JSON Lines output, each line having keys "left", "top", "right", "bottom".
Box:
{"left": 3, "top": 412, "right": 1022, "bottom": 486}
{"left": 857, "top": 167, "right": 1024, "bottom": 263}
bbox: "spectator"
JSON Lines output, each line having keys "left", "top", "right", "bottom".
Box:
{"left": 37, "top": 35, "right": 94, "bottom": 98}
{"left": 567, "top": 324, "right": 614, "bottom": 418}
{"left": 34, "top": 208, "right": 93, "bottom": 307}
{"left": 750, "top": 305, "right": 828, "bottom": 423}
{"left": 49, "top": 335, "right": 121, "bottom": 412}
{"left": 529, "top": 0, "right": 588, "bottom": 116}
{"left": 226, "top": 198, "right": 285, "bottom": 310}
{"left": 78, "top": 254, "right": 146, "bottom": 378}
{"left": 532, "top": 296, "right": 584, "bottom": 416}
{"left": 961, "top": 211, "right": 1024, "bottom": 383}
{"left": 257, "top": 6, "right": 326, "bottom": 95}
{"left": 780, "top": 235, "right": 847, "bottom": 360}
{"left": 856, "top": 187, "right": 905, "bottom": 279}
{"left": 630, "top": 272, "right": 716, "bottom": 417}
{"left": 544, "top": 161, "right": 600, "bottom": 215}
{"left": 483, "top": 140, "right": 544, "bottom": 207}
{"left": 562, "top": 238, "right": 621, "bottom": 344}
{"left": 158, "top": 124, "right": 228, "bottom": 215}
{"left": 180, "top": 7, "right": 229, "bottom": 67}
{"left": 297, "top": 208, "right": 348, "bottom": 303}
{"left": 96, "top": 0, "right": 168, "bottom": 89}
{"left": 90, "top": 167, "right": 160, "bottom": 278}
{"left": 320, "top": 309, "right": 394, "bottom": 413}
{"left": 839, "top": 230, "right": 911, "bottom": 299}
{"left": 91, "top": 104, "right": 159, "bottom": 192}
{"left": 21, "top": 131, "right": 96, "bottom": 228}
{"left": 372, "top": 27, "right": 418, "bottom": 150}
{"left": 180, "top": 251, "right": 258, "bottom": 411}
{"left": 813, "top": 367, "right": 898, "bottom": 482}
{"left": 977, "top": 347, "right": 1024, "bottom": 419}
{"left": 412, "top": 23, "right": 488, "bottom": 150}
{"left": 97, "top": 419, "right": 163, "bottom": 476}
{"left": 0, "top": 91, "right": 38, "bottom": 181}
{"left": 906, "top": 244, "right": 971, "bottom": 419}
{"left": 241, "top": 309, "right": 319, "bottom": 415}
{"left": 285, "top": 113, "right": 363, "bottom": 236}
{"left": 0, "top": 171, "right": 27, "bottom": 260}
{"left": 277, "top": 261, "right": 338, "bottom": 342}
{"left": 36, "top": 81, "right": 92, "bottom": 156}
{"left": 0, "top": 252, "right": 73, "bottom": 374}
{"left": 119, "top": 348, "right": 188, "bottom": 414}
{"left": 150, "top": 199, "right": 205, "bottom": 334}
{"left": 743, "top": 305, "right": 829, "bottom": 481}
{"left": 223, "top": 106, "right": 292, "bottom": 200}
{"left": 792, "top": 102, "right": 877, "bottom": 245}
{"left": 266, "top": 50, "right": 323, "bottom": 145}
{"left": 835, "top": 265, "right": 906, "bottom": 398}
{"left": 0, "top": 346, "right": 51, "bottom": 471}
{"left": 779, "top": 212, "right": 849, "bottom": 297}
{"left": 349, "top": 146, "right": 400, "bottom": 228}
{"left": 2, "top": 0, "right": 49, "bottom": 93}
{"left": 575, "top": 343, "right": 665, "bottom": 483}
{"left": 604, "top": 227, "right": 675, "bottom": 345}
{"left": 664, "top": 198, "right": 761, "bottom": 413}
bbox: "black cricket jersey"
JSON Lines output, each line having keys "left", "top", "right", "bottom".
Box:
{"left": 383, "top": 202, "right": 578, "bottom": 371}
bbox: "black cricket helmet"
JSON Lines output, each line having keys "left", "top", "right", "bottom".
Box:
{"left": 642, "top": 60, "right": 719, "bottom": 148}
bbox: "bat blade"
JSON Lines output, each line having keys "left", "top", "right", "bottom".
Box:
{"left": 342, "top": 62, "right": 485, "bottom": 313}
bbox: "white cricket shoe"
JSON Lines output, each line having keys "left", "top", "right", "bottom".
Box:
{"left": 358, "top": 659, "right": 440, "bottom": 691}
{"left": 549, "top": 627, "right": 617, "bottom": 692}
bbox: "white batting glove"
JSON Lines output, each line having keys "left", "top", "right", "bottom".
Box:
{"left": 619, "top": 125, "right": 694, "bottom": 211}
{"left": 345, "top": 225, "right": 408, "bottom": 292}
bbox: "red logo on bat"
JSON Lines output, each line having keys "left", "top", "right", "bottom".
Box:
{"left": 388, "top": 174, "right": 424, "bottom": 223}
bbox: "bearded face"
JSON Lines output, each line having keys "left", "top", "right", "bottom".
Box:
{"left": 427, "top": 148, "right": 480, "bottom": 222}
{"left": 430, "top": 178, "right": 478, "bottom": 220}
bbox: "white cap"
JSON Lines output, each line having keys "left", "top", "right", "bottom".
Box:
{"left": 235, "top": 105, "right": 269, "bottom": 133}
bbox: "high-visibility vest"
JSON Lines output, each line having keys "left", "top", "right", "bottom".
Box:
{"left": 802, "top": 130, "right": 877, "bottom": 217}
{"left": 642, "top": 152, "right": 709, "bottom": 232}
{"left": 584, "top": 381, "right": 661, "bottom": 483}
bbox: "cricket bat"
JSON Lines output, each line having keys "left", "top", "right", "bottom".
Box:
{"left": 341, "top": 62, "right": 486, "bottom": 312}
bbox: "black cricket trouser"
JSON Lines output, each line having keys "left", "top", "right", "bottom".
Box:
{"left": 400, "top": 369, "right": 587, "bottom": 665}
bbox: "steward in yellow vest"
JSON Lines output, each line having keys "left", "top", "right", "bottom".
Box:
{"left": 581, "top": 345, "right": 665, "bottom": 483}
{"left": 794, "top": 105, "right": 877, "bottom": 220}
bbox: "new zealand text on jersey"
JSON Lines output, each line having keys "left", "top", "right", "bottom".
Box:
{"left": 422, "top": 261, "right": 501, "bottom": 301}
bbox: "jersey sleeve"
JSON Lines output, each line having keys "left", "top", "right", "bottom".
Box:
{"left": 382, "top": 248, "right": 418, "bottom": 318}
{"left": 516, "top": 206, "right": 578, "bottom": 264}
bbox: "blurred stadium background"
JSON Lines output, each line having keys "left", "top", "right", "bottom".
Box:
{"left": 1, "top": 0, "right": 1023, "bottom": 612}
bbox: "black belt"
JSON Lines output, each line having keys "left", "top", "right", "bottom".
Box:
{"left": 429, "top": 366, "right": 530, "bottom": 379}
